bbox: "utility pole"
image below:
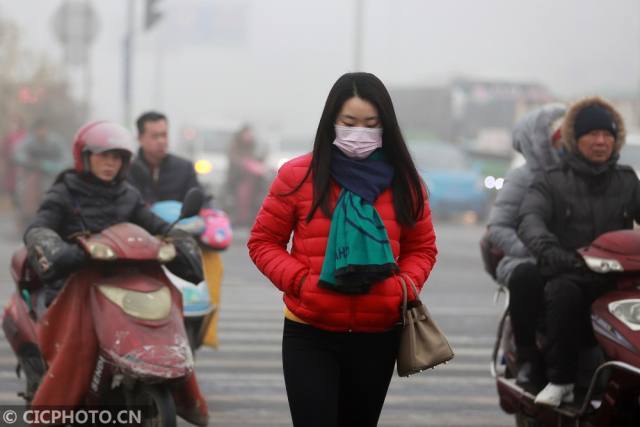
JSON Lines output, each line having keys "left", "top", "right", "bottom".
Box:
{"left": 123, "top": 0, "right": 135, "bottom": 127}
{"left": 83, "top": 0, "right": 92, "bottom": 118}
{"left": 146, "top": 0, "right": 166, "bottom": 109}
{"left": 354, "top": 0, "right": 363, "bottom": 71}
{"left": 124, "top": 0, "right": 164, "bottom": 125}
{"left": 52, "top": 0, "right": 99, "bottom": 119}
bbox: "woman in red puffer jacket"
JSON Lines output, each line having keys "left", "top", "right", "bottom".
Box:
{"left": 248, "top": 72, "right": 437, "bottom": 427}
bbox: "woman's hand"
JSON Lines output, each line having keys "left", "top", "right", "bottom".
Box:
{"left": 293, "top": 272, "right": 309, "bottom": 298}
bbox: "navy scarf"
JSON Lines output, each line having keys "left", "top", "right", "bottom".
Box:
{"left": 330, "top": 148, "right": 394, "bottom": 202}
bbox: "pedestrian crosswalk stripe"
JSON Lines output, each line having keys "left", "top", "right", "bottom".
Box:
{"left": 217, "top": 306, "right": 502, "bottom": 317}
{"left": 215, "top": 329, "right": 495, "bottom": 344}
{"left": 208, "top": 343, "right": 492, "bottom": 357}
{"left": 0, "top": 369, "right": 496, "bottom": 385}
{"left": 193, "top": 371, "right": 496, "bottom": 386}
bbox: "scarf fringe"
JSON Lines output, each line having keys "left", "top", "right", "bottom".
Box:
{"left": 318, "top": 263, "right": 399, "bottom": 294}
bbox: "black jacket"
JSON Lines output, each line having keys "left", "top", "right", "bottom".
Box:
{"left": 26, "top": 170, "right": 168, "bottom": 239}
{"left": 24, "top": 171, "right": 203, "bottom": 285}
{"left": 518, "top": 153, "right": 640, "bottom": 257}
{"left": 127, "top": 150, "right": 202, "bottom": 205}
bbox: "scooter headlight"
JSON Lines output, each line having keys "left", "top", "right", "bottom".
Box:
{"left": 583, "top": 256, "right": 624, "bottom": 273}
{"left": 88, "top": 242, "right": 117, "bottom": 260}
{"left": 194, "top": 159, "right": 213, "bottom": 175}
{"left": 609, "top": 299, "right": 640, "bottom": 331}
{"left": 157, "top": 243, "right": 177, "bottom": 263}
{"left": 98, "top": 285, "right": 171, "bottom": 320}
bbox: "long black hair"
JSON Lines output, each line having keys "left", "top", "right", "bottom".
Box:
{"left": 289, "top": 72, "right": 425, "bottom": 227}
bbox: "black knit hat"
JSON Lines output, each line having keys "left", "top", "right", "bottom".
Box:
{"left": 574, "top": 104, "right": 617, "bottom": 141}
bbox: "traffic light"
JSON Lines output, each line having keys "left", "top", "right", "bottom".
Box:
{"left": 145, "top": 0, "right": 163, "bottom": 31}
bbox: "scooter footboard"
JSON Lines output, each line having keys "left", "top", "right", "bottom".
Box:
{"left": 577, "top": 361, "right": 640, "bottom": 416}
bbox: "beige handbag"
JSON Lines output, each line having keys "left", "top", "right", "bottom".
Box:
{"left": 397, "top": 275, "right": 454, "bottom": 377}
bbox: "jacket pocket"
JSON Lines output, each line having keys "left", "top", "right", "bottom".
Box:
{"left": 292, "top": 270, "right": 309, "bottom": 298}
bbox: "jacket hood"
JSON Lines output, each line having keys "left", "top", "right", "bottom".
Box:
{"left": 562, "top": 96, "right": 626, "bottom": 155}
{"left": 512, "top": 103, "right": 566, "bottom": 171}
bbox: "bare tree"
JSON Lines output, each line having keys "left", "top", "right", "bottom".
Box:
{"left": 0, "top": 16, "right": 84, "bottom": 143}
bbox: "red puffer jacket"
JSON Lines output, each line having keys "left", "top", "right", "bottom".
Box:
{"left": 248, "top": 153, "right": 437, "bottom": 332}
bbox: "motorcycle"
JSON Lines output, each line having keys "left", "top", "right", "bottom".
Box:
{"left": 151, "top": 200, "right": 232, "bottom": 352}
{"left": 492, "top": 230, "right": 640, "bottom": 426}
{"left": 2, "top": 190, "right": 206, "bottom": 426}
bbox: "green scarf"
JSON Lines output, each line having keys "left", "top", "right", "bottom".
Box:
{"left": 318, "top": 150, "right": 398, "bottom": 294}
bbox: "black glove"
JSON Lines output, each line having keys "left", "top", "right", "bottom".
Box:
{"left": 166, "top": 229, "right": 204, "bottom": 284}
{"left": 538, "top": 246, "right": 584, "bottom": 277}
{"left": 26, "top": 227, "right": 88, "bottom": 282}
{"left": 41, "top": 242, "right": 88, "bottom": 282}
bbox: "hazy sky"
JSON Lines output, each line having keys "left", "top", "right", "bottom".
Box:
{"left": 2, "top": 0, "right": 639, "bottom": 138}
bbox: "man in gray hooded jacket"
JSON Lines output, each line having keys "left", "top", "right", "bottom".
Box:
{"left": 487, "top": 103, "right": 566, "bottom": 387}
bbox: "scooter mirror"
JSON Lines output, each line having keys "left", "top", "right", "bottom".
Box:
{"left": 180, "top": 188, "right": 205, "bottom": 219}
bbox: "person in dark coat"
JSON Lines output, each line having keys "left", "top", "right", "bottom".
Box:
{"left": 127, "top": 111, "right": 204, "bottom": 204}
{"left": 486, "top": 103, "right": 565, "bottom": 387}
{"left": 517, "top": 97, "right": 640, "bottom": 406}
{"left": 25, "top": 120, "right": 209, "bottom": 426}
{"left": 24, "top": 121, "right": 203, "bottom": 305}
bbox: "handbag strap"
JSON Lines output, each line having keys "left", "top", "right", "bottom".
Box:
{"left": 399, "top": 275, "right": 421, "bottom": 326}
{"left": 404, "top": 274, "right": 420, "bottom": 301}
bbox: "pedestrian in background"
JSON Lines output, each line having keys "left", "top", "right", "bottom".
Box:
{"left": 0, "top": 114, "right": 26, "bottom": 207}
{"left": 226, "top": 124, "right": 268, "bottom": 226}
{"left": 13, "top": 117, "right": 69, "bottom": 228}
{"left": 248, "top": 72, "right": 437, "bottom": 427}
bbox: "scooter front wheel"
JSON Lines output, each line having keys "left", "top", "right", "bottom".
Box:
{"left": 128, "top": 384, "right": 176, "bottom": 427}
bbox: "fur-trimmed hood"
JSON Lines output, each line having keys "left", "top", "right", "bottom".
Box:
{"left": 562, "top": 96, "right": 626, "bottom": 155}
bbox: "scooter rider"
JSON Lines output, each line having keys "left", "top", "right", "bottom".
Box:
{"left": 24, "top": 121, "right": 203, "bottom": 306}
{"left": 486, "top": 103, "right": 565, "bottom": 388}
{"left": 517, "top": 97, "right": 640, "bottom": 407}
{"left": 23, "top": 120, "right": 208, "bottom": 425}
{"left": 127, "top": 111, "right": 206, "bottom": 204}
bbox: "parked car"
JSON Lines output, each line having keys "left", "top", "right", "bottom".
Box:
{"left": 409, "top": 141, "right": 490, "bottom": 221}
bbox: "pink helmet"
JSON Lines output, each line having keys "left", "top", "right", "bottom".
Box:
{"left": 72, "top": 121, "right": 136, "bottom": 179}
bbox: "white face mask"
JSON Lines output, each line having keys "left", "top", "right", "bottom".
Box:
{"left": 332, "top": 125, "right": 383, "bottom": 159}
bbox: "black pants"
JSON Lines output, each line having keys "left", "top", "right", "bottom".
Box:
{"left": 543, "top": 273, "right": 613, "bottom": 384}
{"left": 282, "top": 318, "right": 400, "bottom": 427}
{"left": 507, "top": 262, "right": 545, "bottom": 355}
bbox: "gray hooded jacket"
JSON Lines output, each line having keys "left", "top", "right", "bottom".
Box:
{"left": 487, "top": 103, "right": 566, "bottom": 285}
